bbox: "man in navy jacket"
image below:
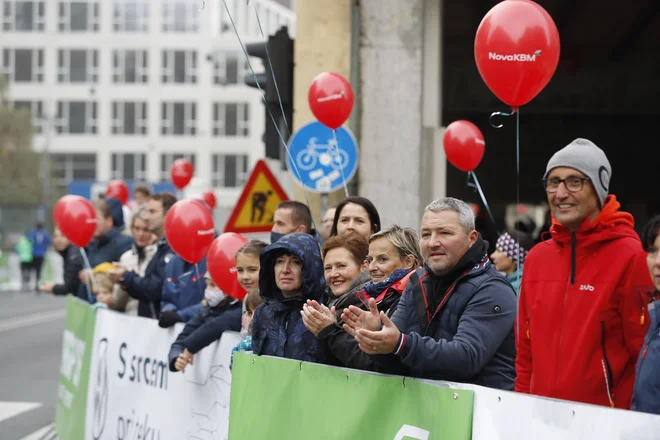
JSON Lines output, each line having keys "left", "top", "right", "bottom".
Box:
{"left": 343, "top": 197, "right": 517, "bottom": 390}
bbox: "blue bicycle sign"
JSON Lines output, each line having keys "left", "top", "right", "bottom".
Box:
{"left": 296, "top": 137, "right": 350, "bottom": 171}
{"left": 287, "top": 122, "right": 358, "bottom": 193}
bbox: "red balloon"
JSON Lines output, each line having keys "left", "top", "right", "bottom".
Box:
{"left": 443, "top": 121, "right": 485, "bottom": 172}
{"left": 105, "top": 180, "right": 129, "bottom": 205}
{"left": 164, "top": 199, "right": 215, "bottom": 264}
{"left": 474, "top": 0, "right": 560, "bottom": 107}
{"left": 201, "top": 191, "right": 216, "bottom": 210}
{"left": 170, "top": 159, "right": 194, "bottom": 190}
{"left": 308, "top": 72, "right": 354, "bottom": 129}
{"left": 58, "top": 196, "right": 97, "bottom": 248}
{"left": 53, "top": 195, "right": 79, "bottom": 228}
{"left": 207, "top": 233, "right": 249, "bottom": 301}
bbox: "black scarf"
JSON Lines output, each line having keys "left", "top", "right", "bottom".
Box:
{"left": 425, "top": 236, "right": 488, "bottom": 312}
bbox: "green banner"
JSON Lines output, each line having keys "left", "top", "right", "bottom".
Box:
{"left": 229, "top": 354, "right": 474, "bottom": 440}
{"left": 55, "top": 296, "right": 96, "bottom": 440}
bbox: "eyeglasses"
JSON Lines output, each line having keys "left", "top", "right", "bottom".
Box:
{"left": 542, "top": 176, "right": 591, "bottom": 193}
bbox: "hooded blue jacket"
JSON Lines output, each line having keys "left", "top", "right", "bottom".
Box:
{"left": 252, "top": 233, "right": 326, "bottom": 363}
{"left": 161, "top": 256, "right": 207, "bottom": 322}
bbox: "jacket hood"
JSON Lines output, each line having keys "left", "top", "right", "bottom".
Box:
{"left": 259, "top": 233, "right": 325, "bottom": 303}
{"left": 550, "top": 195, "right": 638, "bottom": 246}
{"left": 548, "top": 195, "right": 640, "bottom": 285}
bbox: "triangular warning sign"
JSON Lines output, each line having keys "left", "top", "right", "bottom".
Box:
{"left": 224, "top": 160, "right": 289, "bottom": 233}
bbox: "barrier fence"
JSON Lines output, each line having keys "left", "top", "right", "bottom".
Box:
{"left": 55, "top": 297, "right": 660, "bottom": 440}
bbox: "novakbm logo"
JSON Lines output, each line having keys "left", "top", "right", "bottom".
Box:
{"left": 92, "top": 337, "right": 109, "bottom": 440}
{"left": 488, "top": 50, "right": 542, "bottom": 62}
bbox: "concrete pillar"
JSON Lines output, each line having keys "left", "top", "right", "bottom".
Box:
{"left": 359, "top": 0, "right": 444, "bottom": 229}
{"left": 292, "top": 0, "right": 352, "bottom": 226}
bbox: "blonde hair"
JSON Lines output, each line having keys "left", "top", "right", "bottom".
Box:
{"left": 369, "top": 225, "right": 423, "bottom": 268}
{"left": 130, "top": 206, "right": 148, "bottom": 229}
{"left": 93, "top": 273, "right": 114, "bottom": 294}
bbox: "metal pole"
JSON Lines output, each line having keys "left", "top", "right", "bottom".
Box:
{"left": 40, "top": 108, "right": 52, "bottom": 224}
{"left": 320, "top": 192, "right": 329, "bottom": 217}
{"left": 348, "top": 0, "right": 361, "bottom": 196}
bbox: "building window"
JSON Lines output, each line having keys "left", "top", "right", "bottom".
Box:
{"left": 160, "top": 153, "right": 195, "bottom": 182}
{"left": 212, "top": 154, "right": 248, "bottom": 188}
{"left": 111, "top": 153, "right": 147, "bottom": 180}
{"left": 55, "top": 101, "right": 97, "bottom": 134}
{"left": 161, "top": 102, "right": 196, "bottom": 136}
{"left": 112, "top": 49, "right": 148, "bottom": 83}
{"left": 111, "top": 101, "right": 147, "bottom": 135}
{"left": 58, "top": 1, "right": 99, "bottom": 32}
{"left": 1, "top": 48, "right": 44, "bottom": 82}
{"left": 211, "top": 52, "right": 249, "bottom": 86}
{"left": 212, "top": 102, "right": 250, "bottom": 137}
{"left": 113, "top": 0, "right": 148, "bottom": 32}
{"left": 162, "top": 0, "right": 198, "bottom": 32}
{"left": 52, "top": 153, "right": 97, "bottom": 188}
{"left": 57, "top": 49, "right": 98, "bottom": 83}
{"left": 2, "top": 0, "right": 45, "bottom": 31}
{"left": 13, "top": 100, "right": 44, "bottom": 133}
{"left": 161, "top": 50, "right": 197, "bottom": 84}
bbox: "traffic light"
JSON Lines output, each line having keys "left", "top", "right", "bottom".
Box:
{"left": 245, "top": 27, "right": 294, "bottom": 160}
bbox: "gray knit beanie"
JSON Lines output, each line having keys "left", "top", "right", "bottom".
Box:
{"left": 544, "top": 138, "right": 611, "bottom": 207}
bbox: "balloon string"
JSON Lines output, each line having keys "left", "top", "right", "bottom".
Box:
{"left": 515, "top": 109, "right": 521, "bottom": 295}
{"left": 222, "top": 0, "right": 320, "bottom": 238}
{"left": 195, "top": 263, "right": 203, "bottom": 296}
{"left": 79, "top": 247, "right": 97, "bottom": 302}
{"left": 468, "top": 171, "right": 499, "bottom": 235}
{"left": 331, "top": 129, "right": 350, "bottom": 198}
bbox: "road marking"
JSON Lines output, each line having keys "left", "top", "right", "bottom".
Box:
{"left": 0, "top": 401, "right": 42, "bottom": 424}
{"left": 20, "top": 423, "right": 57, "bottom": 440}
{"left": 0, "top": 309, "right": 66, "bottom": 334}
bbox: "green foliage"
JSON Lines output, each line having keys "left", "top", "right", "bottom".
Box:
{"left": 0, "top": 74, "right": 41, "bottom": 205}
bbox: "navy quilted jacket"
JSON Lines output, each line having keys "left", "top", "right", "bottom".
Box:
{"left": 632, "top": 297, "right": 660, "bottom": 415}
{"left": 252, "top": 233, "right": 326, "bottom": 363}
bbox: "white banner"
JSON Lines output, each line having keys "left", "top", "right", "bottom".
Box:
{"left": 425, "top": 380, "right": 660, "bottom": 439}
{"left": 85, "top": 309, "right": 243, "bottom": 440}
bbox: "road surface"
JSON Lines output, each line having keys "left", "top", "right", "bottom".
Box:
{"left": 0, "top": 290, "right": 66, "bottom": 440}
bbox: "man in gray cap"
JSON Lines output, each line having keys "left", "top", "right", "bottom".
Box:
{"left": 515, "top": 138, "right": 653, "bottom": 408}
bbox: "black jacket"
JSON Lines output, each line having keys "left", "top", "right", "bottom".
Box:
{"left": 318, "top": 269, "right": 411, "bottom": 374}
{"left": 52, "top": 245, "right": 83, "bottom": 297}
{"left": 120, "top": 237, "right": 174, "bottom": 318}
{"left": 168, "top": 298, "right": 242, "bottom": 371}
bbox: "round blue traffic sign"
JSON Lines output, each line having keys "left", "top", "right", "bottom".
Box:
{"left": 286, "top": 122, "right": 359, "bottom": 193}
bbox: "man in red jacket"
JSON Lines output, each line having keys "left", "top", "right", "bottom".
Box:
{"left": 515, "top": 138, "right": 653, "bottom": 408}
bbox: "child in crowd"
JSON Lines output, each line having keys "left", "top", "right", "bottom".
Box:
{"left": 92, "top": 262, "right": 116, "bottom": 308}
{"left": 230, "top": 289, "right": 263, "bottom": 369}
{"left": 168, "top": 273, "right": 242, "bottom": 372}
{"left": 93, "top": 272, "right": 115, "bottom": 309}
{"left": 234, "top": 240, "right": 268, "bottom": 336}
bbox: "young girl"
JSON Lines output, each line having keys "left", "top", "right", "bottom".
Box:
{"left": 230, "top": 289, "right": 263, "bottom": 369}
{"left": 235, "top": 240, "right": 267, "bottom": 336}
{"left": 93, "top": 272, "right": 115, "bottom": 309}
